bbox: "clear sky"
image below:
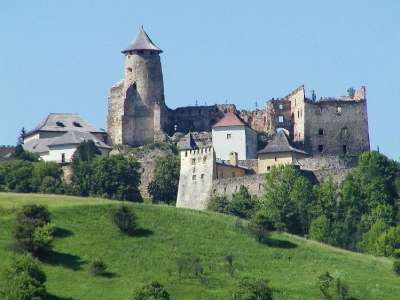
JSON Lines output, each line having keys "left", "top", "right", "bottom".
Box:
{"left": 1, "top": 1, "right": 399, "bottom": 158}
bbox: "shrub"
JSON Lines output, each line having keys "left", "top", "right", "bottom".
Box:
{"left": 0, "top": 160, "right": 33, "bottom": 192}
{"left": 248, "top": 209, "right": 272, "bottom": 242}
{"left": 111, "top": 205, "right": 137, "bottom": 235}
{"left": 2, "top": 254, "right": 47, "bottom": 300}
{"left": 318, "top": 272, "right": 350, "bottom": 300}
{"left": 393, "top": 260, "right": 400, "bottom": 275}
{"left": 89, "top": 258, "right": 107, "bottom": 276}
{"left": 13, "top": 205, "right": 52, "bottom": 254}
{"left": 224, "top": 254, "right": 235, "bottom": 277}
{"left": 148, "top": 155, "right": 180, "bottom": 204}
{"left": 207, "top": 194, "right": 229, "bottom": 213}
{"left": 131, "top": 281, "right": 170, "bottom": 300}
{"left": 230, "top": 277, "right": 273, "bottom": 300}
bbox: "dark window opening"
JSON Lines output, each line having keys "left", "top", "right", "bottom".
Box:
{"left": 56, "top": 121, "right": 65, "bottom": 127}
{"left": 191, "top": 158, "right": 196, "bottom": 165}
{"left": 267, "top": 166, "right": 271, "bottom": 171}
{"left": 342, "top": 145, "right": 347, "bottom": 154}
{"left": 192, "top": 175, "right": 196, "bottom": 180}
{"left": 61, "top": 153, "right": 65, "bottom": 163}
{"left": 127, "top": 67, "right": 132, "bottom": 73}
{"left": 274, "top": 156, "right": 277, "bottom": 161}
{"left": 226, "top": 133, "right": 232, "bottom": 139}
{"left": 73, "top": 121, "right": 82, "bottom": 127}
{"left": 318, "top": 128, "right": 324, "bottom": 135}
{"left": 201, "top": 174, "right": 205, "bottom": 179}
{"left": 318, "top": 145, "right": 324, "bottom": 153}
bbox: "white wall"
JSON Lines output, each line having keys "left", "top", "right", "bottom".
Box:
{"left": 43, "top": 145, "right": 77, "bottom": 163}
{"left": 212, "top": 125, "right": 257, "bottom": 160}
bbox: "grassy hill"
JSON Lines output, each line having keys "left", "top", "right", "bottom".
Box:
{"left": 0, "top": 193, "right": 399, "bottom": 299}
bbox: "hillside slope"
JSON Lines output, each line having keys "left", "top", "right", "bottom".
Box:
{"left": 0, "top": 193, "right": 398, "bottom": 299}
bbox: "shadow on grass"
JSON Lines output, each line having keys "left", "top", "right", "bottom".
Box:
{"left": 101, "top": 271, "right": 118, "bottom": 278}
{"left": 133, "top": 227, "right": 153, "bottom": 237}
{"left": 39, "top": 251, "right": 84, "bottom": 270}
{"left": 262, "top": 237, "right": 297, "bottom": 249}
{"left": 53, "top": 227, "right": 74, "bottom": 239}
{"left": 46, "top": 293, "right": 73, "bottom": 300}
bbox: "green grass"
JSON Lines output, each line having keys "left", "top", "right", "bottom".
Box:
{"left": 0, "top": 192, "right": 399, "bottom": 299}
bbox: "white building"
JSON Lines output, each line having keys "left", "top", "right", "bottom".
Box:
{"left": 23, "top": 113, "right": 111, "bottom": 163}
{"left": 211, "top": 112, "right": 257, "bottom": 160}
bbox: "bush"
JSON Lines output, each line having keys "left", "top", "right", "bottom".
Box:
{"left": 393, "top": 260, "right": 400, "bottom": 275}
{"left": 111, "top": 205, "right": 137, "bottom": 235}
{"left": 318, "top": 272, "right": 350, "bottom": 300}
{"left": 148, "top": 155, "right": 180, "bottom": 204}
{"left": 230, "top": 277, "right": 273, "bottom": 300}
{"left": 13, "top": 205, "right": 52, "bottom": 254}
{"left": 207, "top": 194, "right": 229, "bottom": 213}
{"left": 131, "top": 281, "right": 170, "bottom": 300}
{"left": 228, "top": 186, "right": 257, "bottom": 219}
{"left": 1, "top": 254, "right": 47, "bottom": 300}
{"left": 248, "top": 209, "right": 272, "bottom": 242}
{"left": 89, "top": 258, "right": 107, "bottom": 276}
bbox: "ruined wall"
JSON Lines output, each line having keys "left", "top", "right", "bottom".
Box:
{"left": 176, "top": 147, "right": 216, "bottom": 210}
{"left": 298, "top": 155, "right": 358, "bottom": 171}
{"left": 304, "top": 99, "right": 370, "bottom": 156}
{"left": 288, "top": 85, "right": 306, "bottom": 143}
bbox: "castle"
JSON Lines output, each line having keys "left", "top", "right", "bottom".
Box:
{"left": 107, "top": 28, "right": 370, "bottom": 209}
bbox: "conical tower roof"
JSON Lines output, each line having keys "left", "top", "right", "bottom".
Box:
{"left": 122, "top": 27, "right": 162, "bottom": 54}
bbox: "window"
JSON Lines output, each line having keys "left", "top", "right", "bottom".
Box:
{"left": 336, "top": 106, "right": 342, "bottom": 114}
{"left": 56, "top": 121, "right": 65, "bottom": 127}
{"left": 279, "top": 104, "right": 283, "bottom": 110}
{"left": 191, "top": 158, "right": 196, "bottom": 165}
{"left": 226, "top": 133, "right": 232, "bottom": 139}
{"left": 61, "top": 153, "right": 65, "bottom": 163}
{"left": 297, "top": 110, "right": 300, "bottom": 118}
{"left": 258, "top": 184, "right": 261, "bottom": 191}
{"left": 192, "top": 175, "right": 196, "bottom": 180}
{"left": 278, "top": 115, "right": 284, "bottom": 123}
{"left": 274, "top": 156, "right": 277, "bottom": 161}
{"left": 318, "top": 128, "right": 324, "bottom": 136}
{"left": 340, "top": 127, "right": 349, "bottom": 139}
{"left": 185, "top": 151, "right": 188, "bottom": 157}
{"left": 73, "top": 121, "right": 82, "bottom": 127}
{"left": 203, "top": 156, "right": 207, "bottom": 163}
{"left": 318, "top": 145, "right": 324, "bottom": 153}
{"left": 127, "top": 67, "right": 132, "bottom": 73}
{"left": 201, "top": 174, "right": 205, "bottom": 179}
{"left": 267, "top": 166, "right": 271, "bottom": 171}
{"left": 342, "top": 145, "right": 347, "bottom": 154}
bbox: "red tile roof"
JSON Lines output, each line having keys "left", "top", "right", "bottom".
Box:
{"left": 212, "top": 112, "right": 246, "bottom": 128}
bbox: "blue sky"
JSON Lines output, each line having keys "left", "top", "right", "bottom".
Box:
{"left": 1, "top": 1, "right": 399, "bottom": 158}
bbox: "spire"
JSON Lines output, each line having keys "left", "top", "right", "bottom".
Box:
{"left": 122, "top": 27, "right": 163, "bottom": 54}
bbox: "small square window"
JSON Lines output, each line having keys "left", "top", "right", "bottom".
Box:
{"left": 201, "top": 174, "right": 205, "bottom": 179}
{"left": 226, "top": 133, "right": 232, "bottom": 139}
{"left": 191, "top": 158, "right": 196, "bottom": 165}
{"left": 318, "top": 128, "right": 324, "bottom": 135}
{"left": 192, "top": 175, "right": 196, "bottom": 180}
{"left": 278, "top": 115, "right": 284, "bottom": 123}
{"left": 318, "top": 145, "right": 324, "bottom": 153}
{"left": 267, "top": 166, "right": 271, "bottom": 171}
{"left": 279, "top": 104, "right": 283, "bottom": 110}
{"left": 342, "top": 145, "right": 347, "bottom": 154}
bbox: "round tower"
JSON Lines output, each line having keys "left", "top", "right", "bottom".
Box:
{"left": 118, "top": 27, "right": 166, "bottom": 146}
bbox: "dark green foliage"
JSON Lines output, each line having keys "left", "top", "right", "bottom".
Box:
{"left": 131, "top": 281, "right": 170, "bottom": 300}
{"left": 11, "top": 145, "right": 39, "bottom": 162}
{"left": 175, "top": 255, "right": 207, "bottom": 283}
{"left": 72, "top": 140, "right": 101, "bottom": 162}
{"left": 0, "top": 160, "right": 63, "bottom": 193}
{"left": 1, "top": 254, "right": 47, "bottom": 300}
{"left": 89, "top": 258, "right": 107, "bottom": 276}
{"left": 318, "top": 272, "right": 350, "bottom": 300}
{"left": 248, "top": 209, "right": 272, "bottom": 242}
{"left": 17, "top": 127, "right": 26, "bottom": 146}
{"left": 228, "top": 186, "right": 258, "bottom": 219}
{"left": 13, "top": 205, "right": 53, "bottom": 254}
{"left": 224, "top": 254, "right": 235, "bottom": 277}
{"left": 347, "top": 87, "right": 355, "bottom": 98}
{"left": 111, "top": 205, "right": 137, "bottom": 235}
{"left": 263, "top": 165, "right": 314, "bottom": 234}
{"left": 207, "top": 194, "right": 229, "bottom": 213}
{"left": 148, "top": 155, "right": 180, "bottom": 204}
{"left": 309, "top": 215, "right": 332, "bottom": 244}
{"left": 230, "top": 277, "right": 273, "bottom": 300}
{"left": 393, "top": 260, "right": 400, "bottom": 275}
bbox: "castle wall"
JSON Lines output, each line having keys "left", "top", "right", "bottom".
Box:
{"left": 304, "top": 100, "right": 370, "bottom": 155}
{"left": 288, "top": 85, "right": 306, "bottom": 143}
{"left": 176, "top": 147, "right": 216, "bottom": 210}
{"left": 211, "top": 174, "right": 265, "bottom": 199}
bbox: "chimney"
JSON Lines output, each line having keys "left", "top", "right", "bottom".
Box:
{"left": 229, "top": 152, "right": 238, "bottom": 167}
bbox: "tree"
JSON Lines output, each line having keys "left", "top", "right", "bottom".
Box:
{"left": 228, "top": 186, "right": 258, "bottom": 219}
{"left": 318, "top": 272, "right": 350, "bottom": 300}
{"left": 148, "top": 155, "right": 180, "bottom": 204}
{"left": 72, "top": 140, "right": 101, "bottom": 162}
{"left": 111, "top": 205, "right": 137, "bottom": 235}
{"left": 131, "top": 281, "right": 170, "bottom": 300}
{"left": 12, "top": 145, "right": 39, "bottom": 162}
{"left": 347, "top": 87, "right": 355, "bottom": 98}
{"left": 248, "top": 209, "right": 272, "bottom": 242}
{"left": 230, "top": 277, "right": 273, "bottom": 300}
{"left": 263, "top": 165, "right": 314, "bottom": 234}
{"left": 1, "top": 254, "right": 47, "bottom": 300}
{"left": 0, "top": 160, "right": 33, "bottom": 192}
{"left": 17, "top": 127, "right": 26, "bottom": 145}
{"left": 90, "top": 155, "right": 142, "bottom": 201}
{"left": 309, "top": 215, "right": 332, "bottom": 244}
{"left": 207, "top": 194, "right": 229, "bottom": 213}
{"left": 311, "top": 90, "right": 317, "bottom": 101}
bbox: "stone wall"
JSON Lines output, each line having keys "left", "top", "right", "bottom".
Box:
{"left": 0, "top": 145, "right": 15, "bottom": 160}
{"left": 298, "top": 155, "right": 358, "bottom": 171}
{"left": 211, "top": 174, "right": 265, "bottom": 199}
